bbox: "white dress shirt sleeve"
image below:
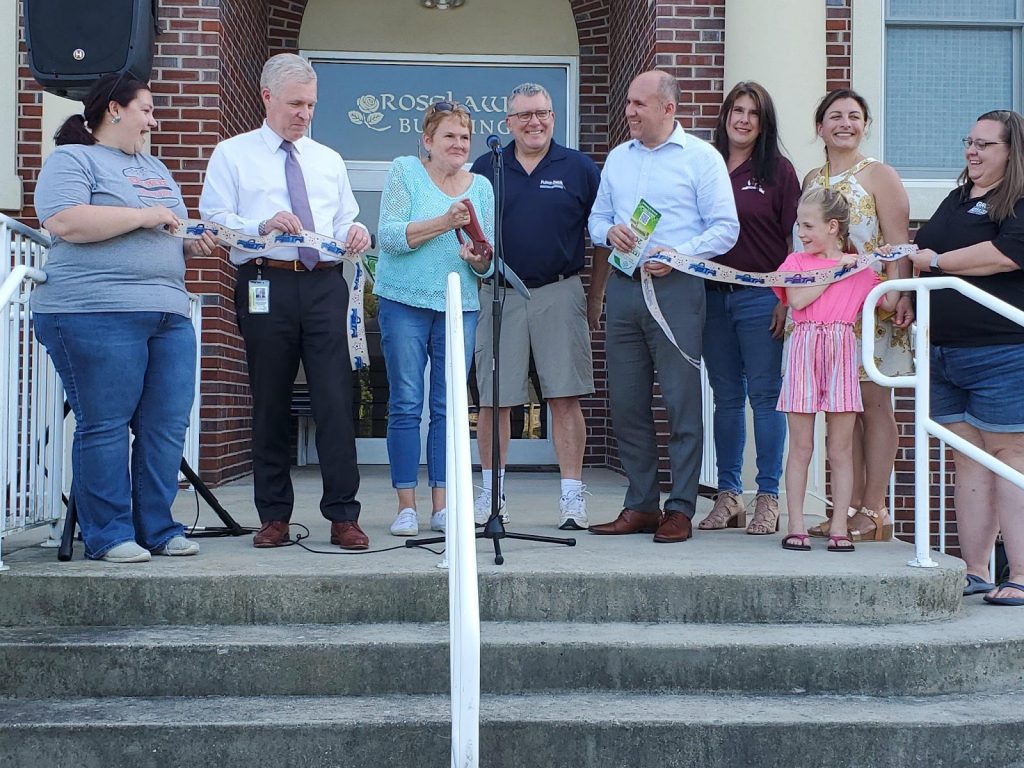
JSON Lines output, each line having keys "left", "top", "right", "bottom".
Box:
{"left": 331, "top": 153, "right": 364, "bottom": 243}
{"left": 588, "top": 160, "right": 617, "bottom": 248}
{"left": 199, "top": 143, "right": 261, "bottom": 235}
{"left": 672, "top": 149, "right": 739, "bottom": 260}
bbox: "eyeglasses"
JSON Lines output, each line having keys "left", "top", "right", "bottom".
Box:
{"left": 962, "top": 138, "right": 1006, "bottom": 150}
{"left": 428, "top": 100, "right": 471, "bottom": 116}
{"left": 507, "top": 109, "right": 553, "bottom": 124}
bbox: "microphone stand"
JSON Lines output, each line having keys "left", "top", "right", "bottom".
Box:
{"left": 407, "top": 139, "right": 576, "bottom": 564}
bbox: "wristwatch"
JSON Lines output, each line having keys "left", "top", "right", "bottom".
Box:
{"left": 929, "top": 252, "right": 942, "bottom": 273}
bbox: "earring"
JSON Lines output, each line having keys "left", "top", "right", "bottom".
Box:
{"left": 111, "top": 115, "right": 121, "bottom": 124}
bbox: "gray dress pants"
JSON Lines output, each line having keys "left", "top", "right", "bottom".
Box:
{"left": 605, "top": 269, "right": 705, "bottom": 518}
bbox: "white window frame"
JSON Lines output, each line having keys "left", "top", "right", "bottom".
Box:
{"left": 853, "top": 0, "right": 1024, "bottom": 219}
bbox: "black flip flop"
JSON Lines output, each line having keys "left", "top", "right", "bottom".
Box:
{"left": 781, "top": 533, "right": 811, "bottom": 551}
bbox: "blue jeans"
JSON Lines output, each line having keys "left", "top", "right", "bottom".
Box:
{"left": 701, "top": 287, "right": 785, "bottom": 496}
{"left": 377, "top": 297, "right": 478, "bottom": 489}
{"left": 33, "top": 312, "right": 196, "bottom": 558}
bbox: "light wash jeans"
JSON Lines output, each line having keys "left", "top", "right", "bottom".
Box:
{"left": 377, "top": 297, "right": 478, "bottom": 489}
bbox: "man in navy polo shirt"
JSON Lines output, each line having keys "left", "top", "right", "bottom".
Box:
{"left": 470, "top": 82, "right": 602, "bottom": 530}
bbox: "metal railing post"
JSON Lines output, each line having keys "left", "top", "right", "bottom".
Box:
{"left": 863, "top": 276, "right": 1024, "bottom": 569}
{"left": 909, "top": 288, "right": 938, "bottom": 568}
{"left": 444, "top": 272, "right": 480, "bottom": 768}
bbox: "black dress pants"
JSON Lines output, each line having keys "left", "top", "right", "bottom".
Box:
{"left": 235, "top": 261, "right": 360, "bottom": 523}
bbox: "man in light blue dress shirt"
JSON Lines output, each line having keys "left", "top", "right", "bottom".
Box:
{"left": 587, "top": 70, "right": 739, "bottom": 543}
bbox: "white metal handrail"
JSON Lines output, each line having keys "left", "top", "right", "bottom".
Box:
{"left": 444, "top": 272, "right": 480, "bottom": 768}
{"left": 0, "top": 260, "right": 63, "bottom": 571}
{"left": 862, "top": 276, "right": 1024, "bottom": 568}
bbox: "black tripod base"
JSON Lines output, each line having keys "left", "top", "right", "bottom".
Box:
{"left": 406, "top": 518, "right": 575, "bottom": 566}
{"left": 57, "top": 457, "right": 251, "bottom": 561}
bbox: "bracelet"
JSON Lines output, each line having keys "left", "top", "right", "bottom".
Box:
{"left": 258, "top": 220, "right": 268, "bottom": 237}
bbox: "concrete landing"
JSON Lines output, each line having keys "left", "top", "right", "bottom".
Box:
{"left": 0, "top": 467, "right": 964, "bottom": 625}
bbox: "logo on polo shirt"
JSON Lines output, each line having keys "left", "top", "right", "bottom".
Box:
{"left": 539, "top": 179, "right": 565, "bottom": 190}
{"left": 968, "top": 201, "right": 988, "bottom": 216}
{"left": 741, "top": 179, "right": 766, "bottom": 195}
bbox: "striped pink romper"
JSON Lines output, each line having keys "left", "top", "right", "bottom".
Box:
{"left": 773, "top": 252, "right": 880, "bottom": 414}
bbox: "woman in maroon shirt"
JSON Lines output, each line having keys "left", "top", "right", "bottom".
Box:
{"left": 697, "top": 82, "right": 800, "bottom": 536}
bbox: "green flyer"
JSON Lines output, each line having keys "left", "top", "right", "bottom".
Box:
{"left": 609, "top": 199, "right": 662, "bottom": 276}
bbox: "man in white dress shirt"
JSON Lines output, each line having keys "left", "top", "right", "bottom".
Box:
{"left": 200, "top": 53, "right": 371, "bottom": 550}
{"left": 587, "top": 70, "right": 739, "bottom": 544}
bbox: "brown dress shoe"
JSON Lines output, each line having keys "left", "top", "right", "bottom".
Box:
{"left": 653, "top": 511, "right": 692, "bottom": 543}
{"left": 253, "top": 521, "right": 290, "bottom": 548}
{"left": 588, "top": 508, "right": 662, "bottom": 535}
{"left": 331, "top": 521, "right": 369, "bottom": 550}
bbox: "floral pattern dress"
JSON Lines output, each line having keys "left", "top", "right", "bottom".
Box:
{"left": 807, "top": 158, "right": 914, "bottom": 379}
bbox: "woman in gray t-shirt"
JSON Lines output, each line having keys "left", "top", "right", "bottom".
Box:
{"left": 33, "top": 73, "right": 216, "bottom": 564}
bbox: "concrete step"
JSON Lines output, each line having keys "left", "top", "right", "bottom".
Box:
{"left": 0, "top": 604, "right": 1019, "bottom": 699}
{"left": 0, "top": 539, "right": 964, "bottom": 626}
{"left": 1, "top": 691, "right": 1021, "bottom": 768}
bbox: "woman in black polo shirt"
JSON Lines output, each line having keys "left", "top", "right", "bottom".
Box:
{"left": 912, "top": 109, "right": 1024, "bottom": 606}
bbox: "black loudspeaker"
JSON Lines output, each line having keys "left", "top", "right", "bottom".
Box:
{"left": 23, "top": 0, "right": 159, "bottom": 100}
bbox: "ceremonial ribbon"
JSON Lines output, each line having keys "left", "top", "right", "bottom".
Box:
{"left": 639, "top": 244, "right": 919, "bottom": 369}
{"left": 168, "top": 219, "right": 371, "bottom": 370}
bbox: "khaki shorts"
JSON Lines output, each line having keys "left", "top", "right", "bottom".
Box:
{"left": 475, "top": 275, "right": 594, "bottom": 407}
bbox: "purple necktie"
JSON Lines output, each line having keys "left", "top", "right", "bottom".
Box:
{"left": 281, "top": 140, "right": 320, "bottom": 271}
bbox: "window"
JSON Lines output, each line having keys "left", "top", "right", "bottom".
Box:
{"left": 885, "top": 0, "right": 1021, "bottom": 177}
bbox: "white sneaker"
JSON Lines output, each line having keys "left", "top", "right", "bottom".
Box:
{"left": 558, "top": 485, "right": 589, "bottom": 530}
{"left": 474, "top": 489, "right": 508, "bottom": 526}
{"left": 154, "top": 535, "right": 200, "bottom": 556}
{"left": 429, "top": 509, "right": 447, "bottom": 533}
{"left": 389, "top": 508, "right": 419, "bottom": 537}
{"left": 100, "top": 541, "right": 151, "bottom": 563}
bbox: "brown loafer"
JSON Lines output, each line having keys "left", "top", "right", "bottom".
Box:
{"left": 253, "top": 521, "right": 290, "bottom": 548}
{"left": 588, "top": 508, "right": 662, "bottom": 535}
{"left": 653, "top": 511, "right": 692, "bottom": 543}
{"left": 331, "top": 521, "right": 369, "bottom": 550}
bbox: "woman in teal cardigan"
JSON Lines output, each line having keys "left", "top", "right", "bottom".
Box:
{"left": 375, "top": 100, "right": 494, "bottom": 537}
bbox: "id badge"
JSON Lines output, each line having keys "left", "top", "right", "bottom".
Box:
{"left": 248, "top": 279, "right": 270, "bottom": 314}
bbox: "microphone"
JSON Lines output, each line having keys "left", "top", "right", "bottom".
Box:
{"left": 486, "top": 134, "right": 503, "bottom": 155}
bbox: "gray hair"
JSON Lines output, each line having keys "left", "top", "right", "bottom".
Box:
{"left": 653, "top": 71, "right": 679, "bottom": 107}
{"left": 508, "top": 82, "right": 552, "bottom": 111}
{"left": 260, "top": 53, "right": 316, "bottom": 93}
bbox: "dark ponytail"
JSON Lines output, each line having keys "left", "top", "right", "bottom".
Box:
{"left": 53, "top": 72, "right": 150, "bottom": 146}
{"left": 54, "top": 114, "right": 94, "bottom": 146}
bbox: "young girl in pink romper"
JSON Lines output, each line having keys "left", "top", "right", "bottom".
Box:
{"left": 774, "top": 188, "right": 897, "bottom": 552}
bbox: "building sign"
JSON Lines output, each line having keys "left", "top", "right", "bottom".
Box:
{"left": 308, "top": 59, "right": 569, "bottom": 162}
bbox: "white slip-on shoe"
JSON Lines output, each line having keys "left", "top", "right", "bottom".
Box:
{"left": 390, "top": 507, "right": 419, "bottom": 537}
{"left": 100, "top": 541, "right": 152, "bottom": 563}
{"left": 153, "top": 535, "right": 200, "bottom": 556}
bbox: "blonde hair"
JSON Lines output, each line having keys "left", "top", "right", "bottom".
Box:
{"left": 422, "top": 101, "right": 471, "bottom": 141}
{"left": 799, "top": 187, "right": 851, "bottom": 251}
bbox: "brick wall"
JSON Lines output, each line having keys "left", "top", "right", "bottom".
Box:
{"left": 572, "top": 0, "right": 613, "bottom": 467}
{"left": 199, "top": 0, "right": 269, "bottom": 483}
{"left": 825, "top": 0, "right": 851, "bottom": 92}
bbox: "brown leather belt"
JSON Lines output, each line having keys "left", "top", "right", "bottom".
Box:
{"left": 252, "top": 257, "right": 341, "bottom": 272}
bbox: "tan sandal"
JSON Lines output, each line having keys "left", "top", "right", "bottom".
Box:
{"left": 697, "top": 491, "right": 745, "bottom": 530}
{"left": 849, "top": 506, "right": 893, "bottom": 542}
{"left": 745, "top": 493, "right": 780, "bottom": 535}
{"left": 808, "top": 506, "right": 857, "bottom": 538}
